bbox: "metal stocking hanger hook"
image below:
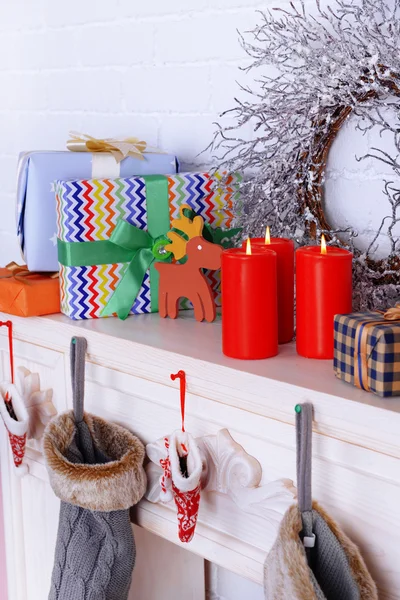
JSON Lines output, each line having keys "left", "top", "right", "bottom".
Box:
{"left": 295, "top": 402, "right": 316, "bottom": 549}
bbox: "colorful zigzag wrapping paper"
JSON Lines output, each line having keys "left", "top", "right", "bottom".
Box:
{"left": 56, "top": 172, "right": 240, "bottom": 320}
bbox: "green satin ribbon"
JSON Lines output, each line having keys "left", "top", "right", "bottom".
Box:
{"left": 100, "top": 223, "right": 167, "bottom": 319}
{"left": 58, "top": 175, "right": 171, "bottom": 320}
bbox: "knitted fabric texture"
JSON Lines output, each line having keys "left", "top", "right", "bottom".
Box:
{"left": 264, "top": 503, "right": 378, "bottom": 600}
{"left": 48, "top": 453, "right": 136, "bottom": 600}
{"left": 44, "top": 337, "right": 147, "bottom": 600}
{"left": 146, "top": 430, "right": 203, "bottom": 543}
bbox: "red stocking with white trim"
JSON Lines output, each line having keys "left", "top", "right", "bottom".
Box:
{"left": 0, "top": 320, "right": 29, "bottom": 476}
{"left": 147, "top": 430, "right": 202, "bottom": 543}
{"left": 146, "top": 370, "right": 202, "bottom": 542}
{"left": 169, "top": 430, "right": 202, "bottom": 543}
{"left": 0, "top": 384, "right": 29, "bottom": 476}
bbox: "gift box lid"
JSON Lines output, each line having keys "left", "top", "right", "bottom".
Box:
{"left": 55, "top": 171, "right": 240, "bottom": 244}
{"left": 16, "top": 151, "right": 179, "bottom": 272}
{"left": 334, "top": 311, "right": 399, "bottom": 349}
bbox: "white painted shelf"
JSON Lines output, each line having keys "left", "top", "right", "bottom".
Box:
{"left": 11, "top": 310, "right": 400, "bottom": 455}
{"left": 30, "top": 310, "right": 400, "bottom": 411}
{"left": 1, "top": 310, "right": 400, "bottom": 599}
{"left": 112, "top": 311, "right": 395, "bottom": 397}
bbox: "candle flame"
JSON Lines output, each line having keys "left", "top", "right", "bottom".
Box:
{"left": 321, "top": 234, "right": 327, "bottom": 255}
{"left": 265, "top": 226, "right": 271, "bottom": 245}
{"left": 246, "top": 238, "right": 252, "bottom": 255}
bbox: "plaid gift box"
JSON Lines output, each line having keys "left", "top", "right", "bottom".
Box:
{"left": 334, "top": 311, "right": 400, "bottom": 397}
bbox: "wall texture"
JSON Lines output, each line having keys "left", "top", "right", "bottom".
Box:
{"left": 0, "top": 0, "right": 396, "bottom": 265}
{"left": 0, "top": 0, "right": 395, "bottom": 598}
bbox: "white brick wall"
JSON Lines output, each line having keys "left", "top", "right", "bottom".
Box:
{"left": 1, "top": 0, "right": 397, "bottom": 268}
{"left": 0, "top": 0, "right": 397, "bottom": 596}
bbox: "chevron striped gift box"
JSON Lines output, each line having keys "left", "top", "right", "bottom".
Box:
{"left": 56, "top": 172, "right": 240, "bottom": 320}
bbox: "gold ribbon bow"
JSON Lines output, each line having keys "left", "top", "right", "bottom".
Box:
{"left": 383, "top": 303, "right": 400, "bottom": 320}
{"left": 1, "top": 262, "right": 58, "bottom": 284}
{"left": 67, "top": 131, "right": 161, "bottom": 163}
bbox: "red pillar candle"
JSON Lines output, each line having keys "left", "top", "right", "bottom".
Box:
{"left": 222, "top": 241, "right": 278, "bottom": 359}
{"left": 245, "top": 228, "right": 294, "bottom": 344}
{"left": 296, "top": 238, "right": 353, "bottom": 359}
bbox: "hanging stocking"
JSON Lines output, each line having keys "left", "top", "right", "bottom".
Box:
{"left": 44, "top": 337, "right": 147, "bottom": 600}
{"left": 0, "top": 321, "right": 29, "bottom": 476}
{"left": 146, "top": 371, "right": 202, "bottom": 543}
{"left": 264, "top": 404, "right": 378, "bottom": 600}
{"left": 169, "top": 429, "right": 202, "bottom": 543}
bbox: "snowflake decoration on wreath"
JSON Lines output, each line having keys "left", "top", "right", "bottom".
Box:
{"left": 211, "top": 0, "right": 400, "bottom": 310}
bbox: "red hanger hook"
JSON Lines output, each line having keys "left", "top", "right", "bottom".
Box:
{"left": 170, "top": 370, "right": 186, "bottom": 432}
{"left": 0, "top": 321, "right": 14, "bottom": 384}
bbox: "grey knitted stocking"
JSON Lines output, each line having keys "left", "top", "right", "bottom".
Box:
{"left": 49, "top": 504, "right": 135, "bottom": 600}
{"left": 297, "top": 404, "right": 359, "bottom": 600}
{"left": 46, "top": 337, "right": 146, "bottom": 600}
{"left": 264, "top": 405, "right": 378, "bottom": 600}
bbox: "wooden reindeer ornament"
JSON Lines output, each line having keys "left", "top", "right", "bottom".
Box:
{"left": 155, "top": 205, "right": 223, "bottom": 322}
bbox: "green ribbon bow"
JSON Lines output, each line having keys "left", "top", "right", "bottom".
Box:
{"left": 101, "top": 222, "right": 171, "bottom": 319}
{"left": 58, "top": 222, "right": 171, "bottom": 320}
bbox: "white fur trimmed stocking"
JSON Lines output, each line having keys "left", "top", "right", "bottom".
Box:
{"left": 147, "top": 430, "right": 202, "bottom": 543}
{"left": 0, "top": 383, "right": 29, "bottom": 476}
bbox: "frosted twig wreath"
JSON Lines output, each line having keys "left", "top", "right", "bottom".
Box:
{"left": 211, "top": 0, "right": 400, "bottom": 309}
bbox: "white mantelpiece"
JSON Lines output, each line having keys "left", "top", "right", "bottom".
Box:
{"left": 0, "top": 311, "right": 400, "bottom": 600}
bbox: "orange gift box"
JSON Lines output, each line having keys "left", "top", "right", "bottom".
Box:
{"left": 0, "top": 263, "right": 60, "bottom": 317}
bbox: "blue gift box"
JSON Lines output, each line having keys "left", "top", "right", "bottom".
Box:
{"left": 16, "top": 151, "right": 179, "bottom": 272}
